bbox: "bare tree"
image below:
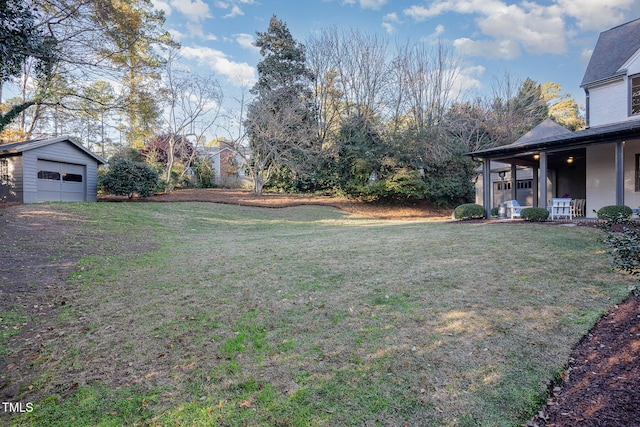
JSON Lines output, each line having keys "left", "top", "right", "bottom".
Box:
{"left": 245, "top": 89, "right": 317, "bottom": 194}
{"left": 389, "top": 40, "right": 460, "bottom": 162}
{"left": 158, "top": 49, "right": 223, "bottom": 187}
{"left": 305, "top": 30, "right": 344, "bottom": 152}
{"left": 318, "top": 27, "right": 391, "bottom": 121}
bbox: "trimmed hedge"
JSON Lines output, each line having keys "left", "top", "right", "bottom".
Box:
{"left": 596, "top": 205, "right": 633, "bottom": 222}
{"left": 454, "top": 203, "right": 485, "bottom": 220}
{"left": 520, "top": 207, "right": 549, "bottom": 222}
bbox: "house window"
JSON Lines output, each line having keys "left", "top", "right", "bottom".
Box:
{"left": 636, "top": 154, "right": 640, "bottom": 191}
{"left": 632, "top": 76, "right": 640, "bottom": 115}
{"left": 496, "top": 182, "right": 511, "bottom": 191}
{"left": 517, "top": 180, "right": 532, "bottom": 189}
{"left": 37, "top": 170, "right": 61, "bottom": 181}
{"left": 0, "top": 159, "right": 8, "bottom": 185}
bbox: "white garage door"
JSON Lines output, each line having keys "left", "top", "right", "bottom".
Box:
{"left": 36, "top": 160, "right": 86, "bottom": 202}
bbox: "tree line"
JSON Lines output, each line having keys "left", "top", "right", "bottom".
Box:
{"left": 1, "top": 4, "right": 584, "bottom": 206}
{"left": 241, "top": 16, "right": 583, "bottom": 206}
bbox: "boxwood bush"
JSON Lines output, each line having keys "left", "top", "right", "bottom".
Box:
{"left": 596, "top": 205, "right": 633, "bottom": 222}
{"left": 602, "top": 226, "right": 640, "bottom": 276}
{"left": 520, "top": 207, "right": 549, "bottom": 222}
{"left": 454, "top": 203, "right": 485, "bottom": 220}
{"left": 100, "top": 159, "right": 159, "bottom": 199}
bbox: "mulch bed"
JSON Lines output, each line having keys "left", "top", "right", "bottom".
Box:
{"left": 2, "top": 189, "right": 639, "bottom": 425}
{"left": 530, "top": 293, "right": 640, "bottom": 427}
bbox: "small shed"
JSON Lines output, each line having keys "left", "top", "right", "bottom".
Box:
{"left": 0, "top": 136, "right": 105, "bottom": 203}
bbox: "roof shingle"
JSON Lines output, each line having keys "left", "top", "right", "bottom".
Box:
{"left": 581, "top": 18, "right": 640, "bottom": 87}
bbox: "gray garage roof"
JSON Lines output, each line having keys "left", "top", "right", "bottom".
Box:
{"left": 0, "top": 136, "right": 105, "bottom": 164}
{"left": 581, "top": 18, "right": 640, "bottom": 87}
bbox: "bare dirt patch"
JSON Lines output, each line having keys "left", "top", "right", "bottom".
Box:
{"left": 0, "top": 205, "right": 92, "bottom": 402}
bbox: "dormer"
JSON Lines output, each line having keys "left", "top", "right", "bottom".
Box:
{"left": 581, "top": 18, "right": 640, "bottom": 127}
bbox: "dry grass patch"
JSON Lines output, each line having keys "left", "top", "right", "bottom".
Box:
{"left": 3, "top": 203, "right": 635, "bottom": 426}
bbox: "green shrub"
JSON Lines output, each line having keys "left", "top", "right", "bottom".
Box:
{"left": 490, "top": 207, "right": 499, "bottom": 217}
{"left": 602, "top": 226, "right": 640, "bottom": 276}
{"left": 520, "top": 207, "right": 549, "bottom": 222}
{"left": 453, "top": 203, "right": 485, "bottom": 220}
{"left": 100, "top": 159, "right": 159, "bottom": 199}
{"left": 597, "top": 205, "right": 633, "bottom": 222}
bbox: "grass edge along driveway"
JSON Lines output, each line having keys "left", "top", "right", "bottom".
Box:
{"left": 4, "top": 202, "right": 635, "bottom": 427}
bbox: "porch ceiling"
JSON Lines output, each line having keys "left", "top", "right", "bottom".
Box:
{"left": 491, "top": 148, "right": 586, "bottom": 169}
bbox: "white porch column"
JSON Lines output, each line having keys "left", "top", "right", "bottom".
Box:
{"left": 616, "top": 141, "right": 624, "bottom": 206}
{"left": 538, "top": 152, "right": 548, "bottom": 209}
{"left": 532, "top": 166, "right": 539, "bottom": 207}
{"left": 510, "top": 164, "right": 517, "bottom": 200}
{"left": 482, "top": 158, "right": 492, "bottom": 218}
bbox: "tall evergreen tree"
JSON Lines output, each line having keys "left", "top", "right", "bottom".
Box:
{"left": 244, "top": 15, "right": 317, "bottom": 194}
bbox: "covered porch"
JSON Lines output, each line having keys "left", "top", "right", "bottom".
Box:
{"left": 469, "top": 119, "right": 640, "bottom": 219}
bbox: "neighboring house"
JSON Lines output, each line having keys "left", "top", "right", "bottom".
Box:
{"left": 197, "top": 140, "right": 250, "bottom": 188}
{"left": 0, "top": 136, "right": 105, "bottom": 203}
{"left": 470, "top": 18, "right": 640, "bottom": 218}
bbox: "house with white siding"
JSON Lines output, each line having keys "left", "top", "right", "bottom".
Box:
{"left": 470, "top": 18, "right": 640, "bottom": 218}
{"left": 0, "top": 136, "right": 105, "bottom": 203}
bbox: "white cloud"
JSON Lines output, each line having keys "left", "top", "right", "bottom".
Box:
{"left": 403, "top": 0, "right": 567, "bottom": 58}
{"left": 343, "top": 0, "right": 387, "bottom": 9}
{"left": 235, "top": 33, "right": 259, "bottom": 52}
{"left": 402, "top": 0, "right": 638, "bottom": 60}
{"left": 170, "top": 0, "right": 211, "bottom": 22}
{"left": 454, "top": 38, "right": 521, "bottom": 59}
{"left": 168, "top": 28, "right": 186, "bottom": 42}
{"left": 382, "top": 13, "right": 400, "bottom": 34}
{"left": 151, "top": 0, "right": 172, "bottom": 16}
{"left": 455, "top": 64, "right": 485, "bottom": 92}
{"left": 476, "top": 3, "right": 567, "bottom": 55}
{"left": 360, "top": 0, "right": 387, "bottom": 9}
{"left": 224, "top": 5, "right": 244, "bottom": 18}
{"left": 384, "top": 12, "right": 400, "bottom": 22}
{"left": 382, "top": 22, "right": 395, "bottom": 34}
{"left": 180, "top": 46, "right": 256, "bottom": 86}
{"left": 215, "top": 0, "right": 255, "bottom": 18}
{"left": 557, "top": 0, "right": 635, "bottom": 30}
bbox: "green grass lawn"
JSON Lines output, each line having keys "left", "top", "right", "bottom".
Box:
{"left": 5, "top": 202, "right": 636, "bottom": 426}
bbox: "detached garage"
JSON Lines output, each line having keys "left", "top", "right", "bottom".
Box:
{"left": 0, "top": 136, "right": 105, "bottom": 203}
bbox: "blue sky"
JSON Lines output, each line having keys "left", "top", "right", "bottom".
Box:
{"left": 153, "top": 0, "right": 640, "bottom": 112}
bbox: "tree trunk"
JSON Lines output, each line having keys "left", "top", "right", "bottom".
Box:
{"left": 253, "top": 173, "right": 264, "bottom": 195}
